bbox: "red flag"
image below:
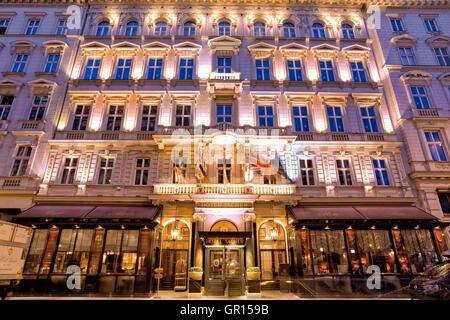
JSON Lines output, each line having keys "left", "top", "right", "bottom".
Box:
{"left": 173, "top": 164, "right": 186, "bottom": 184}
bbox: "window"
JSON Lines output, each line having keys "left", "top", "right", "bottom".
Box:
{"left": 341, "top": 23, "right": 355, "bottom": 39}
{"left": 175, "top": 105, "right": 191, "bottom": 126}
{"left": 292, "top": 106, "right": 309, "bottom": 132}
{"left": 254, "top": 22, "right": 266, "bottom": 37}
{"left": 173, "top": 158, "right": 187, "bottom": 183}
{"left": 257, "top": 105, "right": 274, "bottom": 127}
{"left": 399, "top": 47, "right": 416, "bottom": 65}
{"left": 96, "top": 21, "right": 110, "bottom": 36}
{"left": 115, "top": 58, "right": 132, "bottom": 80}
{"left": 312, "top": 23, "right": 326, "bottom": 38}
{"left": 319, "top": 60, "right": 335, "bottom": 81}
{"left": 11, "top": 55, "right": 28, "bottom": 73}
{"left": 218, "top": 57, "right": 232, "bottom": 73}
{"left": 0, "top": 19, "right": 10, "bottom": 35}
{"left": 425, "top": 131, "right": 447, "bottom": 161}
{"left": 53, "top": 229, "right": 93, "bottom": 274}
{"left": 155, "top": 21, "right": 167, "bottom": 36}
{"left": 101, "top": 230, "right": 139, "bottom": 274}
{"left": 373, "top": 159, "right": 390, "bottom": 186}
{"left": 84, "top": 58, "right": 101, "bottom": 80}
{"left": 218, "top": 21, "right": 230, "bottom": 36}
{"left": 336, "top": 159, "right": 352, "bottom": 186}
{"left": 29, "top": 96, "right": 48, "bottom": 121}
{"left": 125, "top": 21, "right": 138, "bottom": 36}
{"left": 360, "top": 106, "right": 379, "bottom": 133}
{"left": 327, "top": 106, "right": 344, "bottom": 132}
{"left": 218, "top": 158, "right": 231, "bottom": 184}
{"left": 283, "top": 22, "right": 295, "bottom": 38}
{"left": 410, "top": 86, "right": 431, "bottom": 109}
{"left": 10, "top": 146, "right": 32, "bottom": 177}
{"left": 354, "top": 230, "right": 396, "bottom": 273}
{"left": 26, "top": 19, "right": 39, "bottom": 35}
{"left": 309, "top": 230, "right": 348, "bottom": 274}
{"left": 44, "top": 54, "right": 60, "bottom": 73}
{"left": 390, "top": 18, "right": 404, "bottom": 32}
{"left": 56, "top": 19, "right": 68, "bottom": 35}
{"left": 183, "top": 21, "right": 196, "bottom": 36}
{"left": 179, "top": 58, "right": 194, "bottom": 80}
{"left": 216, "top": 104, "right": 232, "bottom": 125}
{"left": 61, "top": 157, "right": 78, "bottom": 184}
{"left": 98, "top": 158, "right": 114, "bottom": 184}
{"left": 140, "top": 105, "right": 157, "bottom": 131}
{"left": 350, "top": 61, "right": 367, "bottom": 82}
{"left": 106, "top": 105, "right": 124, "bottom": 131}
{"left": 71, "top": 105, "right": 90, "bottom": 131}
{"left": 0, "top": 95, "right": 13, "bottom": 120}
{"left": 424, "top": 19, "right": 438, "bottom": 32}
{"left": 299, "top": 159, "right": 315, "bottom": 185}
{"left": 287, "top": 59, "right": 302, "bottom": 81}
{"left": 23, "top": 229, "right": 48, "bottom": 274}
{"left": 135, "top": 158, "right": 150, "bottom": 185}
{"left": 256, "top": 58, "right": 270, "bottom": 80}
{"left": 147, "top": 58, "right": 163, "bottom": 80}
{"left": 434, "top": 47, "right": 450, "bottom": 66}
{"left": 438, "top": 193, "right": 450, "bottom": 214}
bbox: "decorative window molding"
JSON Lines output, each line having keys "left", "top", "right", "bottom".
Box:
{"left": 400, "top": 70, "right": 433, "bottom": 84}
{"left": 173, "top": 41, "right": 202, "bottom": 58}
{"left": 248, "top": 42, "right": 276, "bottom": 59}
{"left": 390, "top": 34, "right": 418, "bottom": 46}
{"left": 80, "top": 41, "right": 109, "bottom": 57}
{"left": 208, "top": 36, "right": 241, "bottom": 55}
{"left": 9, "top": 40, "right": 36, "bottom": 55}
{"left": 27, "top": 79, "right": 58, "bottom": 98}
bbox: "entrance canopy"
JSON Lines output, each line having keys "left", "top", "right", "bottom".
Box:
{"left": 15, "top": 204, "right": 160, "bottom": 223}
{"left": 289, "top": 205, "right": 440, "bottom": 227}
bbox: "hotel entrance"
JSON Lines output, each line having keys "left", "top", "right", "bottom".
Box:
{"left": 204, "top": 246, "right": 245, "bottom": 296}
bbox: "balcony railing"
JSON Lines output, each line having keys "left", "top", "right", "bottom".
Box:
{"left": 209, "top": 72, "right": 240, "bottom": 81}
{"left": 412, "top": 108, "right": 441, "bottom": 118}
{"left": 0, "top": 176, "right": 39, "bottom": 190}
{"left": 153, "top": 183, "right": 295, "bottom": 195}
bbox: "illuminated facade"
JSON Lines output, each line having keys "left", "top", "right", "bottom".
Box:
{"left": 0, "top": 0, "right": 448, "bottom": 297}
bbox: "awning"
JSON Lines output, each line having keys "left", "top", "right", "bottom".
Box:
{"left": 354, "top": 206, "right": 438, "bottom": 220}
{"left": 290, "top": 206, "right": 363, "bottom": 220}
{"left": 16, "top": 205, "right": 95, "bottom": 219}
{"left": 85, "top": 206, "right": 159, "bottom": 220}
{"left": 289, "top": 205, "right": 439, "bottom": 222}
{"left": 15, "top": 205, "right": 159, "bottom": 220}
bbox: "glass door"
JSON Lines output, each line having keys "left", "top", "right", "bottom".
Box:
{"left": 209, "top": 250, "right": 224, "bottom": 280}
{"left": 225, "top": 248, "right": 241, "bottom": 279}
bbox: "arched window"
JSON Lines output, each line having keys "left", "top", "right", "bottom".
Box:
{"left": 155, "top": 21, "right": 167, "bottom": 36}
{"left": 283, "top": 22, "right": 295, "bottom": 38}
{"left": 96, "top": 21, "right": 110, "bottom": 36}
{"left": 254, "top": 22, "right": 266, "bottom": 37}
{"left": 161, "top": 221, "right": 189, "bottom": 289}
{"left": 342, "top": 23, "right": 355, "bottom": 39}
{"left": 312, "top": 23, "right": 326, "bottom": 38}
{"left": 210, "top": 220, "right": 238, "bottom": 232}
{"left": 183, "top": 21, "right": 196, "bottom": 36}
{"left": 259, "top": 221, "right": 286, "bottom": 281}
{"left": 125, "top": 21, "right": 138, "bottom": 36}
{"left": 218, "top": 21, "right": 230, "bottom": 36}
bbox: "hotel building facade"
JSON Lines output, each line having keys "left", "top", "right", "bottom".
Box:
{"left": 0, "top": 0, "right": 449, "bottom": 297}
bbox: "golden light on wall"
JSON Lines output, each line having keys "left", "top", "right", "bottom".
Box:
{"left": 339, "top": 68, "right": 351, "bottom": 82}
{"left": 71, "top": 64, "right": 81, "bottom": 79}
{"left": 100, "top": 64, "right": 111, "bottom": 80}
{"left": 315, "top": 119, "right": 326, "bottom": 132}
{"left": 90, "top": 117, "right": 101, "bottom": 131}
{"left": 307, "top": 67, "right": 318, "bottom": 81}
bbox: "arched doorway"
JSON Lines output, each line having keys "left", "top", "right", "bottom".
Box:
{"left": 259, "top": 221, "right": 287, "bottom": 282}
{"left": 160, "top": 220, "right": 189, "bottom": 290}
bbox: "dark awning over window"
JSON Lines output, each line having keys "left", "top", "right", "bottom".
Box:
{"left": 15, "top": 205, "right": 159, "bottom": 221}
{"left": 289, "top": 205, "right": 439, "bottom": 222}
{"left": 16, "top": 205, "right": 95, "bottom": 219}
{"left": 85, "top": 206, "right": 159, "bottom": 220}
{"left": 290, "top": 206, "right": 362, "bottom": 220}
{"left": 354, "top": 206, "right": 437, "bottom": 220}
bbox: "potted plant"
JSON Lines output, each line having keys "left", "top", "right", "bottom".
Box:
{"left": 246, "top": 266, "right": 261, "bottom": 280}
{"left": 189, "top": 267, "right": 203, "bottom": 280}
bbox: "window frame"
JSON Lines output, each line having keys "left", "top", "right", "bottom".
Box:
{"left": 0, "top": 18, "right": 10, "bottom": 35}
{"left": 0, "top": 95, "right": 14, "bottom": 121}
{"left": 105, "top": 104, "right": 125, "bottom": 131}
{"left": 359, "top": 105, "right": 380, "bottom": 133}
{"left": 218, "top": 21, "right": 231, "bottom": 36}
{"left": 178, "top": 57, "right": 195, "bottom": 80}
{"left": 253, "top": 22, "right": 266, "bottom": 37}
{"left": 60, "top": 157, "right": 78, "bottom": 185}
{"left": 298, "top": 158, "right": 316, "bottom": 186}
{"left": 291, "top": 105, "right": 310, "bottom": 132}
{"left": 56, "top": 19, "right": 68, "bottom": 35}
{"left": 433, "top": 47, "right": 450, "bottom": 66}
{"left": 28, "top": 95, "right": 49, "bottom": 121}
{"left": 124, "top": 21, "right": 139, "bottom": 36}
{"left": 97, "top": 157, "right": 114, "bottom": 185}
{"left": 409, "top": 86, "right": 432, "bottom": 109}
{"left": 341, "top": 23, "right": 355, "bottom": 39}
{"left": 83, "top": 57, "right": 102, "bottom": 80}
{"left": 135, "top": 158, "right": 150, "bottom": 185}
{"left": 146, "top": 57, "right": 163, "bottom": 80}
{"left": 318, "top": 59, "right": 335, "bottom": 82}
{"left": 183, "top": 21, "right": 196, "bottom": 36}
{"left": 312, "top": 22, "right": 326, "bottom": 38}
{"left": 390, "top": 18, "right": 404, "bottom": 32}
{"left": 139, "top": 104, "right": 158, "bottom": 132}
{"left": 372, "top": 158, "right": 391, "bottom": 186}
{"left": 282, "top": 22, "right": 296, "bottom": 38}
{"left": 43, "top": 54, "right": 61, "bottom": 73}
{"left": 154, "top": 21, "right": 168, "bottom": 36}
{"left": 255, "top": 58, "right": 271, "bottom": 81}
{"left": 96, "top": 21, "right": 110, "bottom": 36}
{"left": 174, "top": 104, "right": 192, "bottom": 127}
{"left": 25, "top": 19, "right": 40, "bottom": 35}
{"left": 336, "top": 158, "right": 353, "bottom": 186}
{"left": 326, "top": 105, "right": 345, "bottom": 133}
{"left": 349, "top": 60, "right": 368, "bottom": 82}
{"left": 286, "top": 58, "right": 303, "bottom": 81}
{"left": 424, "top": 130, "right": 448, "bottom": 162}
{"left": 71, "top": 104, "right": 91, "bottom": 131}
{"left": 114, "top": 57, "right": 133, "bottom": 80}
{"left": 10, "top": 145, "right": 32, "bottom": 177}
{"left": 11, "top": 54, "right": 29, "bottom": 73}
{"left": 423, "top": 18, "right": 439, "bottom": 33}
{"left": 398, "top": 47, "right": 416, "bottom": 65}
{"left": 256, "top": 104, "right": 275, "bottom": 128}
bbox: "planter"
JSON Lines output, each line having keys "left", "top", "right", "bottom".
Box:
{"left": 246, "top": 271, "right": 261, "bottom": 280}
{"left": 189, "top": 271, "right": 203, "bottom": 281}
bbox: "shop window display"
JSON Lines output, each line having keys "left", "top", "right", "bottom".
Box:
{"left": 355, "top": 230, "right": 396, "bottom": 273}
{"left": 309, "top": 230, "right": 348, "bottom": 274}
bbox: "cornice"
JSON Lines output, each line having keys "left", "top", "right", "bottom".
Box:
{"left": 4, "top": 0, "right": 450, "bottom": 9}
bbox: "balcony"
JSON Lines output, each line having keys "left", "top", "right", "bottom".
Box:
{"left": 0, "top": 176, "right": 39, "bottom": 190}
{"left": 153, "top": 183, "right": 295, "bottom": 195}
{"left": 412, "top": 108, "right": 443, "bottom": 119}
{"left": 209, "top": 72, "right": 240, "bottom": 81}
